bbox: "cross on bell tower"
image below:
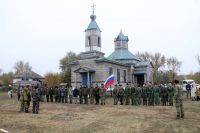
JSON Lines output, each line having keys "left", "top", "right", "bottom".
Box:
{"left": 91, "top": 4, "right": 96, "bottom": 15}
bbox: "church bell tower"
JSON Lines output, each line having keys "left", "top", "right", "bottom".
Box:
{"left": 85, "top": 4, "right": 101, "bottom": 52}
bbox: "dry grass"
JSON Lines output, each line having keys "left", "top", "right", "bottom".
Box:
{"left": 0, "top": 92, "right": 200, "bottom": 133}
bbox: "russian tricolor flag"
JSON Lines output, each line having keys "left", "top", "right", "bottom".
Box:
{"left": 104, "top": 74, "right": 115, "bottom": 88}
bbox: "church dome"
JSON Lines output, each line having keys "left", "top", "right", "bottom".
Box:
{"left": 85, "top": 14, "right": 101, "bottom": 32}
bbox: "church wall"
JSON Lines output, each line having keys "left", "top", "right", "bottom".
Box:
{"left": 103, "top": 62, "right": 129, "bottom": 87}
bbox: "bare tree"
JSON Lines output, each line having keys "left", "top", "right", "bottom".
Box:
{"left": 137, "top": 52, "right": 165, "bottom": 83}
{"left": 14, "top": 61, "right": 32, "bottom": 74}
{"left": 167, "top": 57, "right": 182, "bottom": 82}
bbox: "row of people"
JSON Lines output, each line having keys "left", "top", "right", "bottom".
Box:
{"left": 28, "top": 83, "right": 176, "bottom": 106}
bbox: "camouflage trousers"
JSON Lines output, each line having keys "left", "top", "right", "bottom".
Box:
{"left": 131, "top": 94, "right": 136, "bottom": 105}
{"left": 84, "top": 95, "right": 88, "bottom": 104}
{"left": 69, "top": 95, "right": 73, "bottom": 104}
{"left": 65, "top": 96, "right": 68, "bottom": 103}
{"left": 125, "top": 96, "right": 130, "bottom": 105}
{"left": 24, "top": 101, "right": 30, "bottom": 112}
{"left": 113, "top": 95, "right": 118, "bottom": 105}
{"left": 20, "top": 100, "right": 24, "bottom": 112}
{"left": 175, "top": 97, "right": 184, "bottom": 118}
{"left": 168, "top": 95, "right": 173, "bottom": 106}
{"left": 79, "top": 95, "right": 83, "bottom": 104}
{"left": 90, "top": 95, "right": 94, "bottom": 104}
{"left": 154, "top": 94, "right": 160, "bottom": 105}
{"left": 32, "top": 101, "right": 39, "bottom": 114}
{"left": 100, "top": 95, "right": 106, "bottom": 105}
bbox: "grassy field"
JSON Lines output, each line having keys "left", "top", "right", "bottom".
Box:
{"left": 0, "top": 92, "right": 200, "bottom": 133}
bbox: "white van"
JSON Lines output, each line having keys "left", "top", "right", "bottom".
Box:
{"left": 182, "top": 79, "right": 197, "bottom": 100}
{"left": 182, "top": 79, "right": 195, "bottom": 91}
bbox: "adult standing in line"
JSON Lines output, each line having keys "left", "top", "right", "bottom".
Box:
{"left": 174, "top": 80, "right": 184, "bottom": 119}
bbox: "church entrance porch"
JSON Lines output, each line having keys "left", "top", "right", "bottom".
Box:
{"left": 74, "top": 67, "right": 95, "bottom": 87}
{"left": 134, "top": 74, "right": 145, "bottom": 86}
{"left": 81, "top": 73, "right": 92, "bottom": 87}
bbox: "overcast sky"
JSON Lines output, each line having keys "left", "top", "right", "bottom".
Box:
{"left": 0, "top": 0, "right": 200, "bottom": 76}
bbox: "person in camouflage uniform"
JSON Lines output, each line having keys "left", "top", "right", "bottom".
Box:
{"left": 174, "top": 80, "right": 184, "bottom": 119}
{"left": 79, "top": 85, "right": 83, "bottom": 104}
{"left": 58, "top": 87, "right": 61, "bottom": 102}
{"left": 118, "top": 84, "right": 125, "bottom": 105}
{"left": 142, "top": 84, "right": 148, "bottom": 106}
{"left": 32, "top": 86, "right": 40, "bottom": 114}
{"left": 19, "top": 86, "right": 25, "bottom": 112}
{"left": 68, "top": 85, "right": 73, "bottom": 104}
{"left": 49, "top": 87, "right": 54, "bottom": 102}
{"left": 23, "top": 85, "right": 31, "bottom": 113}
{"left": 45, "top": 85, "right": 50, "bottom": 102}
{"left": 160, "top": 84, "right": 167, "bottom": 106}
{"left": 89, "top": 85, "right": 95, "bottom": 104}
{"left": 124, "top": 83, "right": 131, "bottom": 105}
{"left": 83, "top": 86, "right": 89, "bottom": 104}
{"left": 131, "top": 84, "right": 136, "bottom": 105}
{"left": 99, "top": 84, "right": 106, "bottom": 105}
{"left": 113, "top": 84, "right": 119, "bottom": 105}
{"left": 168, "top": 83, "right": 174, "bottom": 106}
{"left": 65, "top": 84, "right": 69, "bottom": 103}
{"left": 54, "top": 86, "right": 59, "bottom": 102}
{"left": 149, "top": 84, "right": 154, "bottom": 106}
{"left": 136, "top": 86, "right": 142, "bottom": 105}
{"left": 154, "top": 84, "right": 160, "bottom": 105}
{"left": 94, "top": 84, "right": 100, "bottom": 105}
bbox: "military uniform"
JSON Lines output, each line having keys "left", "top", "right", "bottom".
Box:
{"left": 79, "top": 86, "right": 83, "bottom": 104}
{"left": 32, "top": 87, "right": 40, "bottom": 114}
{"left": 23, "top": 87, "right": 31, "bottom": 113}
{"left": 65, "top": 86, "right": 69, "bottom": 103}
{"left": 49, "top": 87, "right": 54, "bottom": 102}
{"left": 54, "top": 87, "right": 59, "bottom": 102}
{"left": 94, "top": 85, "right": 100, "bottom": 105}
{"left": 135, "top": 87, "right": 141, "bottom": 106}
{"left": 68, "top": 86, "right": 73, "bottom": 104}
{"left": 19, "top": 87, "right": 24, "bottom": 112}
{"left": 149, "top": 86, "right": 154, "bottom": 106}
{"left": 58, "top": 87, "right": 61, "bottom": 102}
{"left": 154, "top": 85, "right": 160, "bottom": 105}
{"left": 118, "top": 85, "right": 124, "bottom": 105}
{"left": 45, "top": 87, "right": 50, "bottom": 102}
{"left": 174, "top": 83, "right": 184, "bottom": 118}
{"left": 99, "top": 85, "right": 106, "bottom": 105}
{"left": 83, "top": 87, "right": 89, "bottom": 104}
{"left": 124, "top": 85, "right": 131, "bottom": 105}
{"left": 89, "top": 86, "right": 95, "bottom": 104}
{"left": 113, "top": 85, "right": 119, "bottom": 105}
{"left": 160, "top": 85, "right": 167, "bottom": 106}
{"left": 142, "top": 86, "right": 148, "bottom": 106}
{"left": 168, "top": 84, "right": 174, "bottom": 106}
{"left": 131, "top": 86, "right": 136, "bottom": 105}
